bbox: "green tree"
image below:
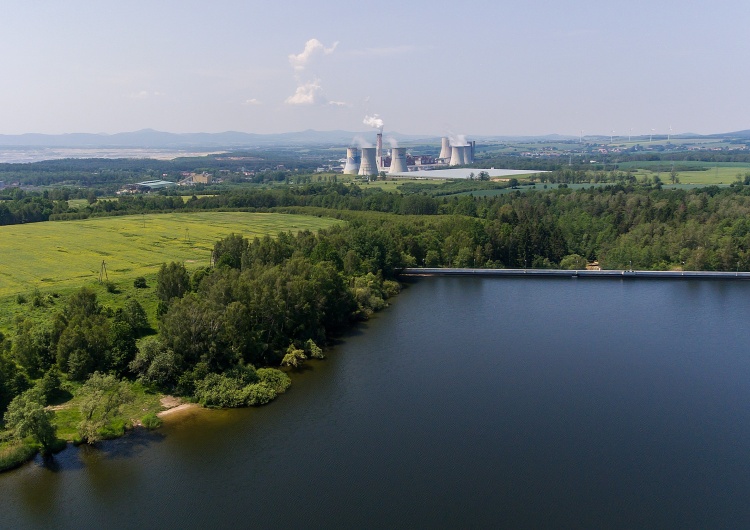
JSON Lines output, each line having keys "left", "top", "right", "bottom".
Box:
{"left": 118, "top": 299, "right": 149, "bottom": 334}
{"left": 0, "top": 350, "right": 29, "bottom": 416}
{"left": 65, "top": 287, "right": 101, "bottom": 320}
{"left": 156, "top": 262, "right": 190, "bottom": 316}
{"left": 213, "top": 233, "right": 248, "bottom": 269}
{"left": 77, "top": 372, "right": 134, "bottom": 444}
{"left": 560, "top": 253, "right": 588, "bottom": 270}
{"left": 281, "top": 345, "right": 306, "bottom": 368}
{"left": 3, "top": 389, "right": 58, "bottom": 453}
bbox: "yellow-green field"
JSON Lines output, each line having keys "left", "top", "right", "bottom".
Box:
{"left": 0, "top": 212, "right": 341, "bottom": 298}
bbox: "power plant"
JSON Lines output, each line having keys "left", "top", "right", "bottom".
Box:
{"left": 343, "top": 147, "right": 360, "bottom": 175}
{"left": 344, "top": 134, "right": 475, "bottom": 176}
{"left": 449, "top": 144, "right": 474, "bottom": 166}
{"left": 439, "top": 137, "right": 452, "bottom": 160}
{"left": 358, "top": 147, "right": 379, "bottom": 176}
{"left": 389, "top": 147, "right": 408, "bottom": 174}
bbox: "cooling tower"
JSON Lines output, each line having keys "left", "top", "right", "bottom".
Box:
{"left": 450, "top": 145, "right": 464, "bottom": 166}
{"left": 439, "top": 137, "right": 451, "bottom": 159}
{"left": 343, "top": 147, "right": 360, "bottom": 175}
{"left": 389, "top": 147, "right": 408, "bottom": 174}
{"left": 359, "top": 147, "right": 379, "bottom": 176}
{"left": 463, "top": 144, "right": 473, "bottom": 164}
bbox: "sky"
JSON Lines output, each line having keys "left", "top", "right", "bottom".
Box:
{"left": 1, "top": 0, "right": 749, "bottom": 137}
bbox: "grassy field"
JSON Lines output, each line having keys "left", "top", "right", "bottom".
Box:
{"left": 616, "top": 161, "right": 750, "bottom": 185}
{"left": 0, "top": 212, "right": 340, "bottom": 299}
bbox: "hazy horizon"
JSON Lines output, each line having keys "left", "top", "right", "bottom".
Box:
{"left": 2, "top": 0, "right": 749, "bottom": 138}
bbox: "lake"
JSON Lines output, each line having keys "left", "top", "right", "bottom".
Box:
{"left": 2, "top": 277, "right": 750, "bottom": 528}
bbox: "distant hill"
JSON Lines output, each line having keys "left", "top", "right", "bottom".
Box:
{"left": 716, "top": 130, "right": 750, "bottom": 139}
{"left": 0, "top": 129, "right": 435, "bottom": 148}
{"left": 0, "top": 128, "right": 745, "bottom": 148}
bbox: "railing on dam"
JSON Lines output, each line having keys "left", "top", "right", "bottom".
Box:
{"left": 398, "top": 268, "right": 750, "bottom": 280}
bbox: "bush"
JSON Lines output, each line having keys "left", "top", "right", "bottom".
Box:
{"left": 141, "top": 413, "right": 162, "bottom": 430}
{"left": 194, "top": 373, "right": 247, "bottom": 408}
{"left": 194, "top": 366, "right": 288, "bottom": 408}
{"left": 133, "top": 277, "right": 148, "bottom": 289}
{"left": 105, "top": 281, "right": 119, "bottom": 294}
{"left": 15, "top": 293, "right": 27, "bottom": 305}
{"left": 243, "top": 383, "right": 277, "bottom": 406}
{"left": 31, "top": 289, "right": 44, "bottom": 307}
{"left": 98, "top": 418, "right": 128, "bottom": 440}
{"left": 256, "top": 368, "right": 291, "bottom": 394}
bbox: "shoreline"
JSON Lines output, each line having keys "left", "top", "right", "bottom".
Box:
{"left": 157, "top": 402, "right": 201, "bottom": 418}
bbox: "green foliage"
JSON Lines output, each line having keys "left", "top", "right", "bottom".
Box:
{"left": 3, "top": 388, "right": 58, "bottom": 452}
{"left": 281, "top": 345, "right": 306, "bottom": 369}
{"left": 11, "top": 318, "right": 52, "bottom": 378}
{"left": 36, "top": 368, "right": 65, "bottom": 404}
{"left": 130, "top": 337, "right": 180, "bottom": 390}
{"left": 193, "top": 365, "right": 285, "bottom": 408}
{"left": 65, "top": 287, "right": 101, "bottom": 320}
{"left": 0, "top": 440, "right": 37, "bottom": 472}
{"left": 56, "top": 314, "right": 110, "bottom": 381}
{"left": 243, "top": 383, "right": 277, "bottom": 406}
{"left": 352, "top": 273, "right": 396, "bottom": 317}
{"left": 256, "top": 368, "right": 291, "bottom": 394}
{"left": 117, "top": 298, "right": 149, "bottom": 335}
{"left": 560, "top": 254, "right": 588, "bottom": 270}
{"left": 213, "top": 233, "right": 248, "bottom": 269}
{"left": 141, "top": 412, "right": 162, "bottom": 430}
{"left": 0, "top": 353, "right": 30, "bottom": 417}
{"left": 156, "top": 262, "right": 190, "bottom": 316}
{"left": 77, "top": 372, "right": 134, "bottom": 444}
{"left": 304, "top": 339, "right": 324, "bottom": 359}
{"left": 133, "top": 276, "right": 148, "bottom": 289}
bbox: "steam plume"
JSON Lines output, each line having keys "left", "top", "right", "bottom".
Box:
{"left": 363, "top": 114, "right": 384, "bottom": 131}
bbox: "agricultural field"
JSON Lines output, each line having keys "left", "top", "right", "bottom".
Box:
{"left": 0, "top": 212, "right": 341, "bottom": 299}
{"left": 617, "top": 161, "right": 750, "bottom": 185}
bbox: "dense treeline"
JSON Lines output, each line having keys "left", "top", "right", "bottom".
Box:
{"left": 8, "top": 177, "right": 750, "bottom": 271}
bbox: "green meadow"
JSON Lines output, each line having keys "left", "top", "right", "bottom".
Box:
{"left": 0, "top": 212, "right": 341, "bottom": 298}
{"left": 617, "top": 161, "right": 750, "bottom": 185}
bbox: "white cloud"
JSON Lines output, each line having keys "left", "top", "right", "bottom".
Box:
{"left": 285, "top": 38, "right": 347, "bottom": 107}
{"left": 285, "top": 80, "right": 325, "bottom": 105}
{"left": 285, "top": 80, "right": 348, "bottom": 107}
{"left": 243, "top": 98, "right": 262, "bottom": 105}
{"left": 289, "top": 38, "right": 338, "bottom": 71}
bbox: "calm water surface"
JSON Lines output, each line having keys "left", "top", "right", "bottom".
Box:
{"left": 2, "top": 278, "right": 750, "bottom": 528}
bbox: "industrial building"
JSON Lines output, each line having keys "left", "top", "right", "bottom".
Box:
{"left": 343, "top": 133, "right": 476, "bottom": 176}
